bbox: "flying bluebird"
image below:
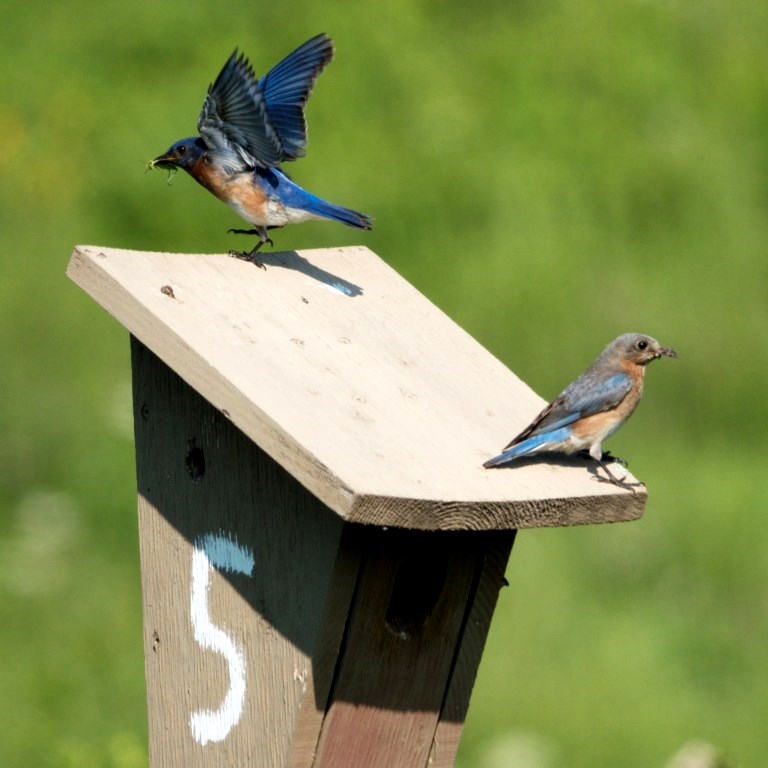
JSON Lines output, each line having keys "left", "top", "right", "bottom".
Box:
{"left": 484, "top": 333, "right": 677, "bottom": 485}
{"left": 149, "top": 33, "right": 372, "bottom": 262}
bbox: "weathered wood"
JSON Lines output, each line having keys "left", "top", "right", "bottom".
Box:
{"left": 286, "top": 526, "right": 362, "bottom": 768}
{"left": 131, "top": 339, "right": 515, "bottom": 767}
{"left": 427, "top": 532, "right": 515, "bottom": 766}
{"left": 68, "top": 245, "right": 653, "bottom": 768}
{"left": 68, "top": 245, "right": 646, "bottom": 530}
{"left": 132, "top": 337, "right": 347, "bottom": 767}
{"left": 311, "top": 528, "right": 513, "bottom": 768}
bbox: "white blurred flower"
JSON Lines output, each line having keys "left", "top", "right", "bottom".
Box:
{"left": 1, "top": 490, "right": 79, "bottom": 595}
{"left": 477, "top": 730, "right": 557, "bottom": 768}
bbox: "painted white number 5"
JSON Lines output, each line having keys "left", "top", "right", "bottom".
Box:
{"left": 189, "top": 531, "right": 255, "bottom": 746}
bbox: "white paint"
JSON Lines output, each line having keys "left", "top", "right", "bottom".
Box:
{"left": 189, "top": 531, "right": 255, "bottom": 746}
{"left": 293, "top": 666, "right": 308, "bottom": 694}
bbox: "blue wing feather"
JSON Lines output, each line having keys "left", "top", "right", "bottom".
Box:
{"left": 198, "top": 35, "right": 333, "bottom": 170}
{"left": 257, "top": 167, "right": 373, "bottom": 230}
{"left": 504, "top": 371, "right": 631, "bottom": 450}
{"left": 259, "top": 33, "right": 334, "bottom": 160}
{"left": 560, "top": 372, "right": 632, "bottom": 420}
{"left": 199, "top": 50, "right": 282, "bottom": 171}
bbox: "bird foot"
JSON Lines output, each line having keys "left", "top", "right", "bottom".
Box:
{"left": 596, "top": 458, "right": 642, "bottom": 492}
{"left": 601, "top": 450, "right": 628, "bottom": 468}
{"left": 603, "top": 475, "right": 642, "bottom": 492}
{"left": 226, "top": 231, "right": 273, "bottom": 269}
{"left": 228, "top": 249, "right": 267, "bottom": 269}
{"left": 578, "top": 449, "right": 628, "bottom": 468}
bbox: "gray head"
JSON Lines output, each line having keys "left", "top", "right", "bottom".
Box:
{"left": 602, "top": 333, "right": 677, "bottom": 366}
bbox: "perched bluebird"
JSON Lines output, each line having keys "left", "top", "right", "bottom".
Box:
{"left": 150, "top": 33, "right": 372, "bottom": 261}
{"left": 484, "top": 333, "right": 677, "bottom": 485}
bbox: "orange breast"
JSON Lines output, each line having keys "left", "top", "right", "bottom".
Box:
{"left": 189, "top": 161, "right": 269, "bottom": 224}
{"left": 570, "top": 409, "right": 627, "bottom": 443}
{"left": 570, "top": 363, "right": 645, "bottom": 443}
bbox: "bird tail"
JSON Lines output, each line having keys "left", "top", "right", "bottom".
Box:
{"left": 305, "top": 197, "right": 373, "bottom": 230}
{"left": 483, "top": 427, "right": 570, "bottom": 469}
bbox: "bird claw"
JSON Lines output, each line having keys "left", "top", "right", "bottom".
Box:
{"left": 579, "top": 449, "right": 629, "bottom": 468}
{"left": 227, "top": 249, "right": 267, "bottom": 269}
{"left": 226, "top": 228, "right": 273, "bottom": 269}
{"left": 602, "top": 451, "right": 628, "bottom": 468}
{"left": 605, "top": 476, "right": 643, "bottom": 492}
{"left": 596, "top": 459, "right": 642, "bottom": 492}
{"left": 606, "top": 475, "right": 640, "bottom": 491}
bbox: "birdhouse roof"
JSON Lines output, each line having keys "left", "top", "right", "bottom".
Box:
{"left": 67, "top": 245, "right": 645, "bottom": 530}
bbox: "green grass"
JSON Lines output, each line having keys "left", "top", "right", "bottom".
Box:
{"left": 1, "top": 0, "right": 766, "bottom": 765}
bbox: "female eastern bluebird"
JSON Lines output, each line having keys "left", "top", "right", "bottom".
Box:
{"left": 484, "top": 333, "right": 677, "bottom": 485}
{"left": 150, "top": 33, "right": 372, "bottom": 261}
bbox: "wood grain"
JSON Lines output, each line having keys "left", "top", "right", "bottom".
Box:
{"left": 427, "top": 532, "right": 515, "bottom": 766}
{"left": 69, "top": 245, "right": 646, "bottom": 529}
{"left": 131, "top": 343, "right": 514, "bottom": 767}
{"left": 312, "top": 529, "right": 486, "bottom": 768}
{"left": 286, "top": 526, "right": 363, "bottom": 768}
{"left": 132, "top": 338, "right": 345, "bottom": 767}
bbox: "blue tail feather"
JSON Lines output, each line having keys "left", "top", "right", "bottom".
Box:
{"left": 261, "top": 167, "right": 372, "bottom": 230}
{"left": 483, "top": 427, "right": 571, "bottom": 468}
{"left": 303, "top": 197, "right": 373, "bottom": 230}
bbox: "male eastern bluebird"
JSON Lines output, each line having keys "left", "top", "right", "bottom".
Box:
{"left": 149, "top": 33, "right": 372, "bottom": 261}
{"left": 483, "top": 333, "right": 677, "bottom": 485}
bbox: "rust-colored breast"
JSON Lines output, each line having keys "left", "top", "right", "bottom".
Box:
{"left": 189, "top": 161, "right": 269, "bottom": 223}
{"left": 571, "top": 362, "right": 645, "bottom": 443}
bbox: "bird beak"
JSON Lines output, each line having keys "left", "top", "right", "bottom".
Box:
{"left": 147, "top": 151, "right": 177, "bottom": 171}
{"left": 659, "top": 346, "right": 677, "bottom": 359}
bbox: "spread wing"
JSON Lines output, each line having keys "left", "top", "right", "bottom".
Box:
{"left": 259, "top": 33, "right": 334, "bottom": 161}
{"left": 198, "top": 34, "right": 334, "bottom": 172}
{"left": 198, "top": 50, "right": 283, "bottom": 172}
{"left": 505, "top": 371, "right": 631, "bottom": 449}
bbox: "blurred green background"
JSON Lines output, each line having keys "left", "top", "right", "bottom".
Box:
{"left": 1, "top": 0, "right": 766, "bottom": 765}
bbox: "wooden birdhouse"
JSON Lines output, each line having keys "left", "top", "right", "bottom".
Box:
{"left": 67, "top": 245, "right": 645, "bottom": 767}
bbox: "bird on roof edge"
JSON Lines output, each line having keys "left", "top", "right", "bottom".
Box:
{"left": 149, "top": 33, "right": 372, "bottom": 265}
{"left": 483, "top": 333, "right": 677, "bottom": 487}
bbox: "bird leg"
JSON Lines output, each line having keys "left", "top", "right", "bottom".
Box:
{"left": 227, "top": 226, "right": 274, "bottom": 269}
{"left": 594, "top": 457, "right": 642, "bottom": 491}
{"left": 578, "top": 449, "right": 628, "bottom": 467}
{"left": 585, "top": 444, "right": 638, "bottom": 489}
{"left": 228, "top": 228, "right": 274, "bottom": 239}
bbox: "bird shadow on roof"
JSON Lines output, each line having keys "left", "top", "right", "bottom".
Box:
{"left": 235, "top": 248, "right": 364, "bottom": 297}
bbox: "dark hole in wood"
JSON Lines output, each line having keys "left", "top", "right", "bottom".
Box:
{"left": 185, "top": 439, "right": 205, "bottom": 482}
{"left": 385, "top": 549, "right": 448, "bottom": 637}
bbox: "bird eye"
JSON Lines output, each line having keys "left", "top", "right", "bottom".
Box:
{"left": 637, "top": 340, "right": 648, "bottom": 350}
{"left": 177, "top": 145, "right": 186, "bottom": 155}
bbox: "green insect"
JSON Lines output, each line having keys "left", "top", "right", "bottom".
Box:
{"left": 145, "top": 158, "right": 177, "bottom": 185}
